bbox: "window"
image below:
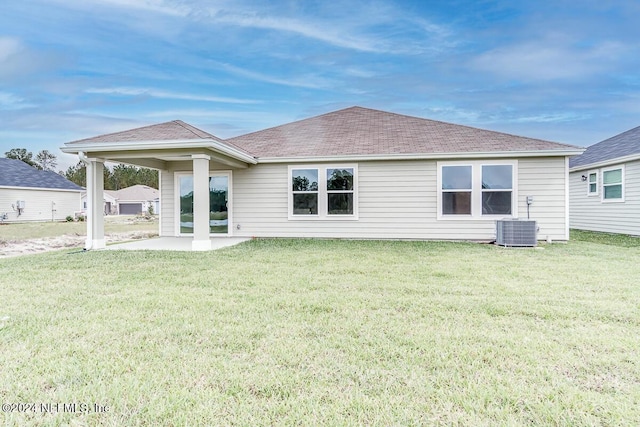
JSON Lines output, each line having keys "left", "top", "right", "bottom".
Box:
{"left": 442, "top": 165, "right": 472, "bottom": 215}
{"left": 587, "top": 171, "right": 598, "bottom": 196}
{"left": 481, "top": 165, "right": 513, "bottom": 215}
{"left": 292, "top": 169, "right": 318, "bottom": 215}
{"left": 602, "top": 166, "right": 624, "bottom": 202}
{"left": 438, "top": 161, "right": 516, "bottom": 219}
{"left": 327, "top": 168, "right": 354, "bottom": 215}
{"left": 289, "top": 165, "right": 357, "bottom": 219}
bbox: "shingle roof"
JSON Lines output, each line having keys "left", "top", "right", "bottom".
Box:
{"left": 569, "top": 125, "right": 640, "bottom": 169}
{"left": 112, "top": 185, "right": 159, "bottom": 201}
{"left": 0, "top": 158, "right": 84, "bottom": 191}
{"left": 225, "top": 106, "right": 579, "bottom": 158}
{"left": 68, "top": 120, "right": 224, "bottom": 144}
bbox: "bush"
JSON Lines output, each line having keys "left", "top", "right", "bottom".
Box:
{"left": 77, "top": 215, "right": 85, "bottom": 222}
{"left": 65, "top": 215, "right": 74, "bottom": 222}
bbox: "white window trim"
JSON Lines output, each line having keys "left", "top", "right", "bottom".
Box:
{"left": 174, "top": 170, "right": 233, "bottom": 236}
{"left": 288, "top": 164, "right": 359, "bottom": 220}
{"left": 587, "top": 170, "right": 599, "bottom": 196}
{"left": 437, "top": 160, "right": 518, "bottom": 220}
{"left": 601, "top": 165, "right": 624, "bottom": 203}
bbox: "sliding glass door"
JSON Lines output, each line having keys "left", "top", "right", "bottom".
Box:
{"left": 178, "top": 173, "right": 229, "bottom": 235}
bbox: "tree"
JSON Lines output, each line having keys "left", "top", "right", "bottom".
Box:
{"left": 64, "top": 162, "right": 86, "bottom": 187}
{"left": 35, "top": 150, "right": 57, "bottom": 171}
{"left": 5, "top": 148, "right": 38, "bottom": 168}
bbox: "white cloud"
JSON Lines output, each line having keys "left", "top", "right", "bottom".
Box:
{"left": 472, "top": 37, "right": 628, "bottom": 81}
{"left": 0, "top": 37, "right": 22, "bottom": 62}
{"left": 85, "top": 87, "right": 261, "bottom": 104}
{"left": 0, "top": 92, "right": 33, "bottom": 110}
{"left": 214, "top": 62, "right": 336, "bottom": 89}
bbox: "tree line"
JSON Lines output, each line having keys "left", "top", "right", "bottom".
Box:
{"left": 4, "top": 148, "right": 158, "bottom": 190}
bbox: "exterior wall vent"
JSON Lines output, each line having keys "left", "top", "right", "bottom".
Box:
{"left": 496, "top": 219, "right": 537, "bottom": 247}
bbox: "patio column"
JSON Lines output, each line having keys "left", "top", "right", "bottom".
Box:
{"left": 191, "top": 154, "right": 211, "bottom": 251}
{"left": 85, "top": 157, "right": 105, "bottom": 250}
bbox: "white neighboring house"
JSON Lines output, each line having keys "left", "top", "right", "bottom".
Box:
{"left": 0, "top": 158, "right": 84, "bottom": 222}
{"left": 569, "top": 125, "right": 640, "bottom": 236}
{"left": 81, "top": 184, "right": 159, "bottom": 215}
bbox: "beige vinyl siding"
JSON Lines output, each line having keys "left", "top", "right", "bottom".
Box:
{"left": 0, "top": 188, "right": 81, "bottom": 222}
{"left": 518, "top": 157, "right": 568, "bottom": 241}
{"left": 159, "top": 170, "right": 175, "bottom": 236}
{"left": 570, "top": 160, "right": 640, "bottom": 236}
{"left": 232, "top": 157, "right": 568, "bottom": 241}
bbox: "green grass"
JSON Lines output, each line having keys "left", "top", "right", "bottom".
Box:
{"left": 0, "top": 216, "right": 158, "bottom": 241}
{"left": 571, "top": 228, "right": 640, "bottom": 247}
{"left": 1, "top": 237, "right": 639, "bottom": 425}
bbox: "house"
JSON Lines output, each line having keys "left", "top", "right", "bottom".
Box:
{"left": 81, "top": 185, "right": 159, "bottom": 215}
{"left": 0, "top": 157, "right": 84, "bottom": 222}
{"left": 569, "top": 125, "right": 640, "bottom": 236}
{"left": 61, "top": 106, "right": 583, "bottom": 250}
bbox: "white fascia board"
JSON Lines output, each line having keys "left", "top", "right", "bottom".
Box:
{"left": 569, "top": 153, "right": 640, "bottom": 172}
{"left": 257, "top": 149, "right": 584, "bottom": 163}
{"left": 61, "top": 139, "right": 257, "bottom": 164}
{"left": 0, "top": 185, "right": 84, "bottom": 192}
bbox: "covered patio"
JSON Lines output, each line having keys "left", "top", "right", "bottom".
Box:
{"left": 61, "top": 120, "right": 256, "bottom": 251}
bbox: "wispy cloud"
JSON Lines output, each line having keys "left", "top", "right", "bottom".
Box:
{"left": 0, "top": 92, "right": 33, "bottom": 110}
{"left": 472, "top": 36, "right": 629, "bottom": 81}
{"left": 85, "top": 87, "right": 261, "bottom": 104}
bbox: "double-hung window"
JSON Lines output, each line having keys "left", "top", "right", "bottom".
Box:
{"left": 438, "top": 161, "right": 516, "bottom": 219}
{"left": 289, "top": 165, "right": 358, "bottom": 219}
{"left": 602, "top": 166, "right": 624, "bottom": 202}
{"left": 587, "top": 171, "right": 598, "bottom": 196}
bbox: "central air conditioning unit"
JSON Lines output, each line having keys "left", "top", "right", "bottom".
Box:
{"left": 496, "top": 219, "right": 537, "bottom": 247}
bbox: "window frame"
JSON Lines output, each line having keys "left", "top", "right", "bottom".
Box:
{"left": 288, "top": 164, "right": 358, "bottom": 220}
{"left": 587, "top": 170, "right": 599, "bottom": 196}
{"left": 437, "top": 160, "right": 518, "bottom": 220}
{"left": 601, "top": 165, "right": 624, "bottom": 203}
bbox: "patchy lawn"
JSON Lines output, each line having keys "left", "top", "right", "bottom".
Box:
{"left": 0, "top": 216, "right": 159, "bottom": 258}
{"left": 0, "top": 236, "right": 639, "bottom": 425}
{"left": 0, "top": 215, "right": 158, "bottom": 241}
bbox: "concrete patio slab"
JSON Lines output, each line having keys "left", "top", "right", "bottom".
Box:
{"left": 104, "top": 236, "right": 251, "bottom": 251}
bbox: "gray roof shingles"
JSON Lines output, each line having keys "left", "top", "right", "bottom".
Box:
{"left": 0, "top": 158, "right": 84, "bottom": 191}
{"left": 569, "top": 125, "right": 640, "bottom": 169}
{"left": 68, "top": 120, "right": 224, "bottom": 144}
{"left": 225, "top": 106, "right": 579, "bottom": 158}
{"left": 64, "top": 106, "right": 580, "bottom": 159}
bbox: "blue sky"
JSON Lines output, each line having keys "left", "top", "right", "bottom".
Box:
{"left": 1, "top": 0, "right": 639, "bottom": 170}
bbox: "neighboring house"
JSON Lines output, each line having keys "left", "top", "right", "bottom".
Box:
{"left": 569, "top": 125, "right": 640, "bottom": 236}
{"left": 0, "top": 157, "right": 84, "bottom": 222}
{"left": 81, "top": 191, "right": 118, "bottom": 215}
{"left": 61, "top": 106, "right": 583, "bottom": 250}
{"left": 81, "top": 185, "right": 159, "bottom": 215}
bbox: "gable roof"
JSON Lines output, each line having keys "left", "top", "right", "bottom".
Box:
{"left": 569, "top": 125, "right": 640, "bottom": 170}
{"left": 226, "top": 106, "right": 580, "bottom": 159}
{"left": 68, "top": 120, "right": 223, "bottom": 144}
{"left": 111, "top": 185, "right": 159, "bottom": 201}
{"left": 0, "top": 158, "right": 84, "bottom": 191}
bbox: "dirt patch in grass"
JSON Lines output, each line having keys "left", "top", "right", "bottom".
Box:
{"left": 0, "top": 231, "right": 157, "bottom": 258}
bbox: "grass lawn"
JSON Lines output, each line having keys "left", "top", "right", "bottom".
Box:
{"left": 0, "top": 216, "right": 158, "bottom": 242}
{"left": 1, "top": 234, "right": 639, "bottom": 425}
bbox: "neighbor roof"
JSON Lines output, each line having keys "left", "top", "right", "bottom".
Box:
{"left": 0, "top": 158, "right": 84, "bottom": 191}
{"left": 68, "top": 120, "right": 224, "bottom": 144}
{"left": 226, "top": 106, "right": 580, "bottom": 158}
{"left": 111, "top": 185, "right": 159, "bottom": 201}
{"left": 569, "top": 125, "right": 640, "bottom": 169}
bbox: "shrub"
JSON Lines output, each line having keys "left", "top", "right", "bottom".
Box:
{"left": 65, "top": 215, "right": 74, "bottom": 222}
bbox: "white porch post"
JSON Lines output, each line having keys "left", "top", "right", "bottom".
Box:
{"left": 192, "top": 154, "right": 211, "bottom": 251}
{"left": 86, "top": 158, "right": 105, "bottom": 250}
